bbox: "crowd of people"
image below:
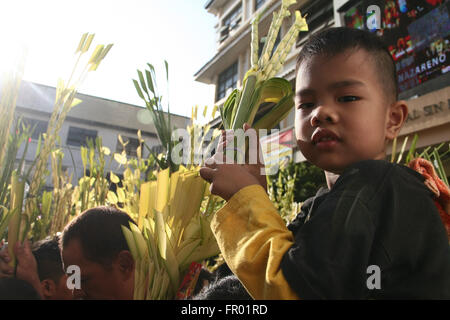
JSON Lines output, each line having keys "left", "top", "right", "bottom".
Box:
{"left": 0, "top": 206, "right": 251, "bottom": 300}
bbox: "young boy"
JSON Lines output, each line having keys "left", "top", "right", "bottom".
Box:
{"left": 199, "top": 27, "right": 450, "bottom": 299}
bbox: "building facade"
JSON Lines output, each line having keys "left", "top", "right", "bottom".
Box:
{"left": 14, "top": 81, "right": 190, "bottom": 188}
{"left": 195, "top": 0, "right": 449, "bottom": 175}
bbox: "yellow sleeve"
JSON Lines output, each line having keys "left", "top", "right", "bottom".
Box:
{"left": 211, "top": 184, "right": 300, "bottom": 300}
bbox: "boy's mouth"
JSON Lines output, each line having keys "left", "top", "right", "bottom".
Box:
{"left": 311, "top": 128, "right": 340, "bottom": 147}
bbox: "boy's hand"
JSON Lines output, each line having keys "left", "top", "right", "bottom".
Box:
{"left": 200, "top": 163, "right": 260, "bottom": 201}
{"left": 200, "top": 123, "right": 267, "bottom": 201}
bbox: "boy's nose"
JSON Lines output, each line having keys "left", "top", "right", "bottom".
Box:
{"left": 310, "top": 105, "right": 338, "bottom": 127}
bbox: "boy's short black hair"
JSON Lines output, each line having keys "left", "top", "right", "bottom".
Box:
{"left": 193, "top": 268, "right": 215, "bottom": 296}
{"left": 296, "top": 27, "right": 398, "bottom": 103}
{"left": 213, "top": 262, "right": 233, "bottom": 279}
{"left": 32, "top": 235, "right": 64, "bottom": 283}
{"left": 192, "top": 275, "right": 252, "bottom": 300}
{"left": 61, "top": 206, "right": 136, "bottom": 267}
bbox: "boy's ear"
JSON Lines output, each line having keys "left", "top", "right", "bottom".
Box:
{"left": 385, "top": 100, "right": 408, "bottom": 141}
{"left": 41, "top": 279, "right": 56, "bottom": 299}
{"left": 115, "top": 250, "right": 134, "bottom": 280}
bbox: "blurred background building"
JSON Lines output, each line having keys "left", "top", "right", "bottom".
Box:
{"left": 13, "top": 81, "right": 190, "bottom": 188}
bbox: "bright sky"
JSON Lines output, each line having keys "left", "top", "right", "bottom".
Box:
{"left": 0, "top": 0, "right": 217, "bottom": 120}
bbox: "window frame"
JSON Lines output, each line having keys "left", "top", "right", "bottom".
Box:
{"left": 22, "top": 118, "right": 49, "bottom": 140}
{"left": 296, "top": 0, "right": 334, "bottom": 46}
{"left": 216, "top": 61, "right": 238, "bottom": 102}
{"left": 220, "top": 3, "right": 243, "bottom": 42}
{"left": 116, "top": 135, "right": 140, "bottom": 158}
{"left": 255, "top": 0, "right": 266, "bottom": 11}
{"left": 66, "top": 126, "right": 98, "bottom": 147}
{"left": 222, "top": 3, "right": 242, "bottom": 29}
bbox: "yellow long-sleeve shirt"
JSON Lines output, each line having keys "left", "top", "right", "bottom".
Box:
{"left": 211, "top": 160, "right": 450, "bottom": 299}
{"left": 211, "top": 184, "right": 300, "bottom": 300}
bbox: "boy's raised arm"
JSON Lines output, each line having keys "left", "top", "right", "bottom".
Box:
{"left": 200, "top": 125, "right": 299, "bottom": 299}
{"left": 210, "top": 184, "right": 299, "bottom": 299}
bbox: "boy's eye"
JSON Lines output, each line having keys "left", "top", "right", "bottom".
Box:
{"left": 297, "top": 102, "right": 315, "bottom": 109}
{"left": 337, "top": 96, "right": 360, "bottom": 102}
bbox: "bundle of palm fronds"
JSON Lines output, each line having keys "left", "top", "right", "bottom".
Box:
{"left": 133, "top": 61, "right": 180, "bottom": 172}
{"left": 130, "top": 67, "right": 225, "bottom": 298}
{"left": 122, "top": 167, "right": 220, "bottom": 299}
{"left": 187, "top": 105, "right": 222, "bottom": 167}
{"left": 220, "top": 0, "right": 308, "bottom": 131}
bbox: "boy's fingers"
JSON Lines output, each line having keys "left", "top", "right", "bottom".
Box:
{"left": 199, "top": 167, "right": 215, "bottom": 183}
{"left": 13, "top": 241, "right": 23, "bottom": 256}
{"left": 23, "top": 240, "right": 31, "bottom": 253}
{"left": 204, "top": 156, "right": 218, "bottom": 169}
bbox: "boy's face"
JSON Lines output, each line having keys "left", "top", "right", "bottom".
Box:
{"left": 295, "top": 48, "right": 393, "bottom": 174}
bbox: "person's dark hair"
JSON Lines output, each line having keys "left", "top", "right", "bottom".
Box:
{"left": 296, "top": 27, "right": 398, "bottom": 103}
{"left": 192, "top": 275, "right": 252, "bottom": 300}
{"left": 0, "top": 278, "right": 42, "bottom": 300}
{"left": 193, "top": 268, "right": 215, "bottom": 297}
{"left": 32, "top": 235, "right": 64, "bottom": 283}
{"left": 213, "top": 262, "right": 233, "bottom": 280}
{"left": 61, "top": 206, "right": 136, "bottom": 267}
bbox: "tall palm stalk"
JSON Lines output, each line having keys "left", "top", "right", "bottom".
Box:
{"left": 220, "top": 0, "right": 308, "bottom": 131}
{"left": 133, "top": 61, "right": 178, "bottom": 172}
{"left": 5, "top": 34, "right": 113, "bottom": 264}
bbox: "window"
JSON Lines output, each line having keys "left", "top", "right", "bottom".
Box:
{"left": 22, "top": 118, "right": 48, "bottom": 140}
{"left": 258, "top": 31, "right": 281, "bottom": 60}
{"left": 216, "top": 61, "right": 238, "bottom": 101}
{"left": 220, "top": 4, "right": 242, "bottom": 42}
{"left": 296, "top": 0, "right": 334, "bottom": 45}
{"left": 255, "top": 0, "right": 266, "bottom": 11}
{"left": 66, "top": 126, "right": 97, "bottom": 147}
{"left": 116, "top": 136, "right": 140, "bottom": 158}
{"left": 223, "top": 4, "right": 242, "bottom": 29}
